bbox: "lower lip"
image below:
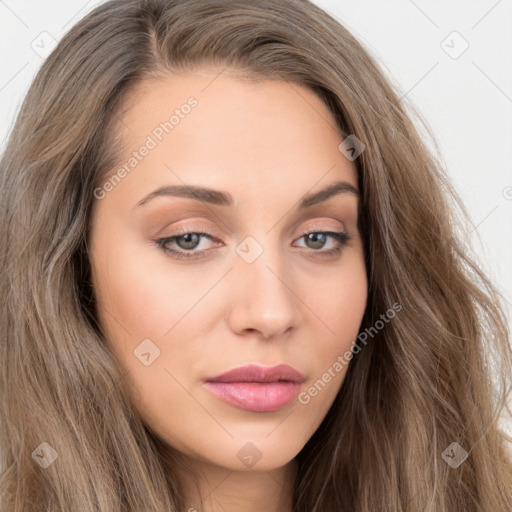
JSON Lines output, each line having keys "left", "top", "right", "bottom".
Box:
{"left": 203, "top": 381, "right": 302, "bottom": 412}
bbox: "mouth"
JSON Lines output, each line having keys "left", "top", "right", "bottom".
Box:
{"left": 203, "top": 364, "right": 305, "bottom": 412}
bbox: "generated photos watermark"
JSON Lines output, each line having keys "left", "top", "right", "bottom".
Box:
{"left": 93, "top": 96, "right": 198, "bottom": 200}
{"left": 298, "top": 301, "right": 402, "bottom": 405}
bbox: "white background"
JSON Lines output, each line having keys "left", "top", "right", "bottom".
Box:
{"left": 1, "top": 1, "right": 511, "bottom": 436}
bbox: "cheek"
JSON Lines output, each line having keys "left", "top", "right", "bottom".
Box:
{"left": 89, "top": 242, "right": 210, "bottom": 439}
{"left": 306, "top": 252, "right": 367, "bottom": 386}
{"left": 291, "top": 267, "right": 367, "bottom": 449}
{"left": 311, "top": 251, "right": 368, "bottom": 341}
{"left": 89, "top": 235, "right": 219, "bottom": 399}
{"left": 91, "top": 233, "right": 211, "bottom": 341}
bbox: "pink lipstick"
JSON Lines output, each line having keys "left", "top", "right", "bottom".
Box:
{"left": 203, "top": 364, "right": 305, "bottom": 412}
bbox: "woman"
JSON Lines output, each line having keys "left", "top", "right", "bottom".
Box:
{"left": 1, "top": 0, "right": 511, "bottom": 510}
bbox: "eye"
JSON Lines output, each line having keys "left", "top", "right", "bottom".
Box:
{"left": 293, "top": 230, "right": 351, "bottom": 256}
{"left": 155, "top": 228, "right": 219, "bottom": 260}
{"left": 154, "top": 227, "right": 352, "bottom": 260}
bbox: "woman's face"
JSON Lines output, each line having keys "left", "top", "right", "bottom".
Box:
{"left": 89, "top": 66, "right": 367, "bottom": 472}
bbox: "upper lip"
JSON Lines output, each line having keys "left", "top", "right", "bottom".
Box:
{"left": 205, "top": 364, "right": 305, "bottom": 384}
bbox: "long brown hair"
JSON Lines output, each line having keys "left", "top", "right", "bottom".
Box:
{"left": 1, "top": 0, "right": 511, "bottom": 510}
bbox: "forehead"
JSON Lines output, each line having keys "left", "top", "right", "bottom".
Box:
{"left": 101, "top": 66, "right": 358, "bottom": 210}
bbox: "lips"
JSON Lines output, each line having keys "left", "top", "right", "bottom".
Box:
{"left": 205, "top": 364, "right": 305, "bottom": 384}
{"left": 203, "top": 364, "right": 305, "bottom": 412}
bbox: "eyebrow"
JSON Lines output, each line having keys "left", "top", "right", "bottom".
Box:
{"left": 135, "top": 179, "right": 359, "bottom": 209}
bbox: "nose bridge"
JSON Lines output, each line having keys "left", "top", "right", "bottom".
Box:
{"left": 228, "top": 233, "right": 301, "bottom": 338}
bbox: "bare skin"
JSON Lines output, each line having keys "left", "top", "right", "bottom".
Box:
{"left": 88, "top": 66, "right": 368, "bottom": 512}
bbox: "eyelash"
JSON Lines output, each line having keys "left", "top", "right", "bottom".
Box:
{"left": 154, "top": 226, "right": 352, "bottom": 260}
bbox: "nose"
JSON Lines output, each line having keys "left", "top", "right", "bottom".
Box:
{"left": 226, "top": 248, "right": 302, "bottom": 341}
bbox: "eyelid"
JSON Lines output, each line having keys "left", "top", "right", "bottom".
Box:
{"left": 296, "top": 219, "right": 346, "bottom": 236}
{"left": 156, "top": 221, "right": 220, "bottom": 239}
{"left": 166, "top": 223, "right": 215, "bottom": 235}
